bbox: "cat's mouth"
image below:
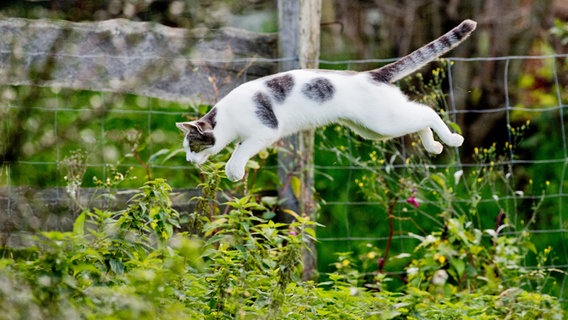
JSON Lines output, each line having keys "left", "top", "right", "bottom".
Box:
{"left": 186, "top": 150, "right": 209, "bottom": 165}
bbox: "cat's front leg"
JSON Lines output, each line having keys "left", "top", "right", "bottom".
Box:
{"left": 225, "top": 138, "right": 272, "bottom": 181}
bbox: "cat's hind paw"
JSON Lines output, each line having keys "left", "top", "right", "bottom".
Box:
{"left": 447, "top": 133, "right": 464, "bottom": 147}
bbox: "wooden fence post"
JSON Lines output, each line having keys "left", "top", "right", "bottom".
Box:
{"left": 277, "top": 0, "right": 321, "bottom": 281}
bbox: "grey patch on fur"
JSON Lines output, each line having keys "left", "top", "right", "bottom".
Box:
{"left": 302, "top": 77, "right": 335, "bottom": 103}
{"left": 369, "top": 66, "right": 395, "bottom": 83}
{"left": 265, "top": 74, "right": 295, "bottom": 103}
{"left": 254, "top": 92, "right": 278, "bottom": 129}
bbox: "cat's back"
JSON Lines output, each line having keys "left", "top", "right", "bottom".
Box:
{"left": 262, "top": 69, "right": 390, "bottom": 131}
{"left": 223, "top": 68, "right": 382, "bottom": 107}
{"left": 281, "top": 69, "right": 399, "bottom": 105}
{"left": 263, "top": 69, "right": 381, "bottom": 104}
{"left": 216, "top": 68, "right": 397, "bottom": 134}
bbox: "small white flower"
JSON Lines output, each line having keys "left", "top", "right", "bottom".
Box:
{"left": 38, "top": 275, "right": 51, "bottom": 287}
{"left": 432, "top": 269, "right": 449, "bottom": 286}
{"left": 395, "top": 253, "right": 411, "bottom": 259}
{"left": 454, "top": 170, "right": 463, "bottom": 185}
{"left": 515, "top": 190, "right": 524, "bottom": 197}
{"left": 350, "top": 287, "right": 359, "bottom": 296}
{"left": 424, "top": 235, "right": 437, "bottom": 244}
{"left": 485, "top": 229, "right": 498, "bottom": 238}
{"left": 407, "top": 267, "right": 419, "bottom": 276}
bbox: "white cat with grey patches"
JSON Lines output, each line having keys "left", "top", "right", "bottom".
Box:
{"left": 177, "top": 19, "right": 477, "bottom": 182}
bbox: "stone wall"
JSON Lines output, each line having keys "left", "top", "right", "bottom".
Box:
{"left": 0, "top": 17, "right": 278, "bottom": 104}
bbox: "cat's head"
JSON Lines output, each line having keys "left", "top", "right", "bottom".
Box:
{"left": 176, "top": 120, "right": 215, "bottom": 164}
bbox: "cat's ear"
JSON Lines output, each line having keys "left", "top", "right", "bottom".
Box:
{"left": 176, "top": 122, "right": 194, "bottom": 133}
{"left": 176, "top": 121, "right": 212, "bottom": 134}
{"left": 195, "top": 120, "right": 213, "bottom": 134}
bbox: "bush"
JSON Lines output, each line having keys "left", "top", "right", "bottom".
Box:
{"left": 0, "top": 165, "right": 563, "bottom": 319}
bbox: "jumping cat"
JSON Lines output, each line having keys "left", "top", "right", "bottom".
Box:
{"left": 177, "top": 19, "right": 477, "bottom": 182}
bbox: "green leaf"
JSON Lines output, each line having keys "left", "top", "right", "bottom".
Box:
{"left": 72, "top": 263, "right": 101, "bottom": 277}
{"left": 290, "top": 176, "right": 302, "bottom": 200}
{"left": 246, "top": 159, "right": 260, "bottom": 170}
{"left": 258, "top": 149, "right": 270, "bottom": 160}
{"left": 262, "top": 211, "right": 276, "bottom": 220}
{"left": 451, "top": 258, "right": 466, "bottom": 278}
{"left": 524, "top": 241, "right": 538, "bottom": 254}
{"left": 148, "top": 148, "right": 171, "bottom": 163}
{"left": 448, "top": 121, "right": 462, "bottom": 134}
{"left": 109, "top": 258, "right": 125, "bottom": 275}
{"left": 303, "top": 227, "right": 316, "bottom": 239}
{"left": 161, "top": 148, "right": 186, "bottom": 163}
{"left": 429, "top": 173, "right": 447, "bottom": 191}
{"left": 73, "top": 211, "right": 86, "bottom": 236}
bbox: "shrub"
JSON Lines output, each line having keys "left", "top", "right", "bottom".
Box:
{"left": 0, "top": 165, "right": 563, "bottom": 319}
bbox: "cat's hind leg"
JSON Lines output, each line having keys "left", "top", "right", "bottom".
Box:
{"left": 418, "top": 113, "right": 463, "bottom": 154}
{"left": 418, "top": 128, "right": 443, "bottom": 154}
{"left": 399, "top": 105, "right": 464, "bottom": 150}
{"left": 427, "top": 113, "right": 464, "bottom": 148}
{"left": 356, "top": 102, "right": 463, "bottom": 153}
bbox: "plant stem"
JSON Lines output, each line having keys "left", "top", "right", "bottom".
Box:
{"left": 380, "top": 196, "right": 398, "bottom": 273}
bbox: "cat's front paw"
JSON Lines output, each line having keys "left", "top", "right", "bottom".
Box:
{"left": 225, "top": 162, "right": 245, "bottom": 182}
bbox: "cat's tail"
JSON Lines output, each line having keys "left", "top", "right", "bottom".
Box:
{"left": 368, "top": 19, "right": 477, "bottom": 83}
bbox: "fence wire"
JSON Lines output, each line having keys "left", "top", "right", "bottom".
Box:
{"left": 315, "top": 54, "right": 567, "bottom": 304}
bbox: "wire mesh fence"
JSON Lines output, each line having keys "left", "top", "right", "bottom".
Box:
{"left": 314, "top": 54, "right": 568, "bottom": 304}
{"left": 1, "top": 53, "right": 567, "bottom": 304}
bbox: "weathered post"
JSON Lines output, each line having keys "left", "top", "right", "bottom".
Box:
{"left": 277, "top": 0, "right": 321, "bottom": 280}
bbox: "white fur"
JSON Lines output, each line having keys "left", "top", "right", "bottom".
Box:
{"left": 180, "top": 19, "right": 478, "bottom": 181}
{"left": 181, "top": 70, "right": 463, "bottom": 181}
